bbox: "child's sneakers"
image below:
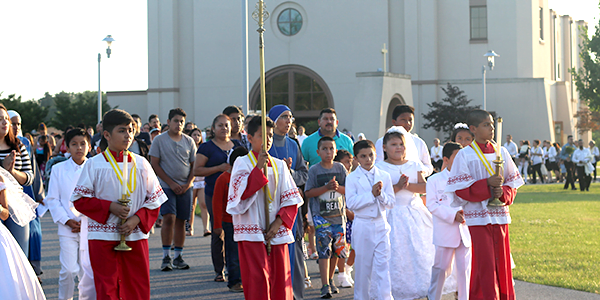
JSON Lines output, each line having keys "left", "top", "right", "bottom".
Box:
{"left": 320, "top": 284, "right": 332, "bottom": 299}
{"left": 337, "top": 272, "right": 353, "bottom": 288}
{"left": 161, "top": 256, "right": 173, "bottom": 271}
{"left": 329, "top": 278, "right": 339, "bottom": 294}
{"left": 173, "top": 255, "right": 190, "bottom": 270}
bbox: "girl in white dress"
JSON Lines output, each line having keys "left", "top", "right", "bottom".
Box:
{"left": 376, "top": 127, "right": 439, "bottom": 299}
{"left": 0, "top": 167, "right": 46, "bottom": 300}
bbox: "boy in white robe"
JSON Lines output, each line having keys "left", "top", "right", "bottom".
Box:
{"left": 47, "top": 129, "right": 95, "bottom": 300}
{"left": 226, "top": 116, "right": 303, "bottom": 300}
{"left": 445, "top": 110, "right": 524, "bottom": 300}
{"left": 427, "top": 142, "right": 471, "bottom": 300}
{"left": 72, "top": 109, "right": 168, "bottom": 300}
{"left": 346, "top": 140, "right": 395, "bottom": 300}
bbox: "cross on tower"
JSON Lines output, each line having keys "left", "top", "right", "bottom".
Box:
{"left": 381, "top": 43, "right": 388, "bottom": 73}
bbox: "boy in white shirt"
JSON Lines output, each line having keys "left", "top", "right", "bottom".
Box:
{"left": 530, "top": 139, "right": 545, "bottom": 184}
{"left": 427, "top": 142, "right": 471, "bottom": 300}
{"left": 47, "top": 128, "right": 96, "bottom": 300}
{"left": 346, "top": 140, "right": 395, "bottom": 300}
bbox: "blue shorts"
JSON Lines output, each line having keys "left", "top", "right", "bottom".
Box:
{"left": 314, "top": 216, "right": 347, "bottom": 259}
{"left": 160, "top": 187, "right": 193, "bottom": 220}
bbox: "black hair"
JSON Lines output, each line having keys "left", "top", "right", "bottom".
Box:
{"left": 210, "top": 114, "right": 230, "bottom": 139}
{"left": 451, "top": 127, "right": 474, "bottom": 142}
{"left": 383, "top": 131, "right": 405, "bottom": 146}
{"left": 64, "top": 125, "right": 74, "bottom": 133}
{"left": 534, "top": 139, "right": 540, "bottom": 145}
{"left": 65, "top": 128, "right": 91, "bottom": 145}
{"left": 523, "top": 140, "right": 530, "bottom": 146}
{"left": 353, "top": 140, "right": 375, "bottom": 156}
{"left": 466, "top": 109, "right": 491, "bottom": 128}
{"left": 229, "top": 146, "right": 249, "bottom": 166}
{"left": 148, "top": 114, "right": 158, "bottom": 123}
{"left": 392, "top": 105, "right": 415, "bottom": 120}
{"left": 187, "top": 127, "right": 203, "bottom": 145}
{"left": 99, "top": 109, "right": 135, "bottom": 151}
{"left": 334, "top": 149, "right": 352, "bottom": 162}
{"left": 319, "top": 108, "right": 337, "bottom": 119}
{"left": 567, "top": 135, "right": 573, "bottom": 139}
{"left": 442, "top": 142, "right": 462, "bottom": 159}
{"left": 131, "top": 114, "right": 141, "bottom": 120}
{"left": 223, "top": 106, "right": 244, "bottom": 117}
{"left": 247, "top": 116, "right": 274, "bottom": 136}
{"left": 168, "top": 108, "right": 186, "bottom": 120}
{"left": 317, "top": 136, "right": 336, "bottom": 149}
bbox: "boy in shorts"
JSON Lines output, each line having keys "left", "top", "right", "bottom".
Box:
{"left": 148, "top": 108, "right": 198, "bottom": 271}
{"left": 305, "top": 137, "right": 348, "bottom": 298}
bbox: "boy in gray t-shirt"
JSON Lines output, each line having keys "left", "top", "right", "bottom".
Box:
{"left": 304, "top": 136, "right": 348, "bottom": 296}
{"left": 148, "top": 108, "right": 197, "bottom": 271}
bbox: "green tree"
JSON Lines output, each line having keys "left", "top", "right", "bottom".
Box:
{"left": 571, "top": 6, "right": 600, "bottom": 111}
{"left": 422, "top": 83, "right": 480, "bottom": 140}
{"left": 50, "top": 91, "right": 111, "bottom": 130}
{"left": 0, "top": 93, "right": 49, "bottom": 134}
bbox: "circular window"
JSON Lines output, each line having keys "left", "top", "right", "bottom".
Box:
{"left": 277, "top": 8, "right": 302, "bottom": 36}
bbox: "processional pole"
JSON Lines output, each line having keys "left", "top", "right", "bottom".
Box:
{"left": 253, "top": 0, "right": 271, "bottom": 255}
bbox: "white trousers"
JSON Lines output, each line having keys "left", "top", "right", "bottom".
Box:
{"left": 78, "top": 247, "right": 96, "bottom": 300}
{"left": 428, "top": 241, "right": 471, "bottom": 300}
{"left": 58, "top": 235, "right": 82, "bottom": 300}
{"left": 352, "top": 217, "right": 393, "bottom": 300}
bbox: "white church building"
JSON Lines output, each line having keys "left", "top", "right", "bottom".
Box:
{"left": 108, "top": 0, "right": 589, "bottom": 145}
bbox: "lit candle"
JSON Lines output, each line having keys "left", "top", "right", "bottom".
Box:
{"left": 122, "top": 151, "right": 128, "bottom": 196}
{"left": 496, "top": 117, "right": 503, "bottom": 157}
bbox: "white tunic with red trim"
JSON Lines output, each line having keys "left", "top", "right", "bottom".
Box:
{"left": 226, "top": 155, "right": 303, "bottom": 245}
{"left": 445, "top": 146, "right": 524, "bottom": 226}
{"left": 71, "top": 152, "right": 167, "bottom": 241}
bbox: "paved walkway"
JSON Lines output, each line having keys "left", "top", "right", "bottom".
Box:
{"left": 37, "top": 214, "right": 599, "bottom": 299}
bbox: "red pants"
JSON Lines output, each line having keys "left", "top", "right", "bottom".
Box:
{"left": 89, "top": 240, "right": 150, "bottom": 300}
{"left": 469, "top": 224, "right": 515, "bottom": 300}
{"left": 238, "top": 241, "right": 292, "bottom": 300}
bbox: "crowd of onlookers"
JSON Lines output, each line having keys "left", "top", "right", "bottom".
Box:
{"left": 429, "top": 132, "right": 598, "bottom": 192}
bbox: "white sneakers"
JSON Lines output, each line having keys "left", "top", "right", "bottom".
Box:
{"left": 338, "top": 264, "right": 354, "bottom": 288}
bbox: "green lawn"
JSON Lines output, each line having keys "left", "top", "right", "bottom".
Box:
{"left": 510, "top": 183, "right": 600, "bottom": 294}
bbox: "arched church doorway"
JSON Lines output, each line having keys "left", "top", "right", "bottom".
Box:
{"left": 385, "top": 94, "right": 405, "bottom": 129}
{"left": 249, "top": 65, "right": 333, "bottom": 130}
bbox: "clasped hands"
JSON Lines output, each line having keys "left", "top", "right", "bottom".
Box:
{"left": 109, "top": 202, "right": 140, "bottom": 236}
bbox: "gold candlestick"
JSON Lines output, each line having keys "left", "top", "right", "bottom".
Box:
{"left": 114, "top": 194, "right": 132, "bottom": 251}
{"left": 488, "top": 157, "right": 505, "bottom": 206}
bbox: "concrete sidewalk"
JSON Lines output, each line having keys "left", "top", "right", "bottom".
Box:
{"left": 37, "top": 214, "right": 599, "bottom": 299}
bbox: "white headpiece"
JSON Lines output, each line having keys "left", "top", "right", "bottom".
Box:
{"left": 384, "top": 126, "right": 419, "bottom": 163}
{"left": 454, "top": 123, "right": 469, "bottom": 130}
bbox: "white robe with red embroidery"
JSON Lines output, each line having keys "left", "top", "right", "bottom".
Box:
{"left": 445, "top": 146, "right": 524, "bottom": 226}
{"left": 71, "top": 152, "right": 167, "bottom": 241}
{"left": 226, "top": 155, "right": 303, "bottom": 245}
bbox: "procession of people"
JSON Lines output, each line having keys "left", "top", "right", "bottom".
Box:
{"left": 0, "top": 100, "right": 594, "bottom": 300}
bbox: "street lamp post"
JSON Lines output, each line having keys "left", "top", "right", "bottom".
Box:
{"left": 482, "top": 50, "right": 499, "bottom": 110}
{"left": 98, "top": 35, "right": 115, "bottom": 124}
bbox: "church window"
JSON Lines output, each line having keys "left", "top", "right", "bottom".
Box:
{"left": 250, "top": 65, "right": 333, "bottom": 121}
{"left": 470, "top": 6, "right": 487, "bottom": 40}
{"left": 277, "top": 8, "right": 303, "bottom": 36}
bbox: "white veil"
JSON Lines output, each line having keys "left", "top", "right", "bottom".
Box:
{"left": 384, "top": 126, "right": 420, "bottom": 164}
{"left": 0, "top": 167, "right": 38, "bottom": 226}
